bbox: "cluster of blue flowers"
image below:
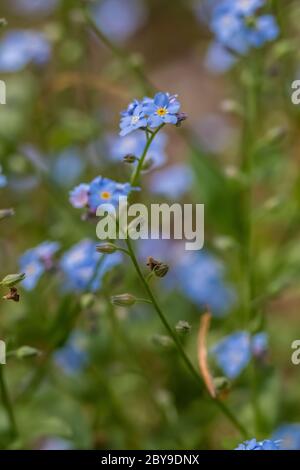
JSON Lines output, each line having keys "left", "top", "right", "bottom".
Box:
{"left": 0, "top": 30, "right": 51, "bottom": 73}
{"left": 211, "top": 331, "right": 268, "bottom": 379}
{"left": 205, "top": 0, "right": 279, "bottom": 73}
{"left": 235, "top": 438, "right": 281, "bottom": 450}
{"left": 69, "top": 176, "right": 137, "bottom": 214}
{"left": 120, "top": 92, "right": 182, "bottom": 136}
{"left": 19, "top": 239, "right": 122, "bottom": 292}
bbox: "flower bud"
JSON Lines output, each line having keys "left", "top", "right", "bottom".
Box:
{"left": 96, "top": 243, "right": 118, "bottom": 254}
{"left": 111, "top": 293, "right": 136, "bottom": 307}
{"left": 176, "top": 112, "right": 188, "bottom": 127}
{"left": 123, "top": 154, "right": 138, "bottom": 164}
{"left": 147, "top": 257, "right": 169, "bottom": 278}
{"left": 175, "top": 320, "right": 191, "bottom": 336}
{"left": 13, "top": 346, "right": 41, "bottom": 359}
{"left": 213, "top": 377, "right": 231, "bottom": 400}
{"left": 0, "top": 272, "right": 25, "bottom": 287}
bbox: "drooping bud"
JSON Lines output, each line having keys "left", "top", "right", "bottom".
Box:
{"left": 96, "top": 243, "right": 118, "bottom": 254}
{"left": 175, "top": 320, "right": 191, "bottom": 336}
{"left": 123, "top": 154, "right": 138, "bottom": 164}
{"left": 0, "top": 273, "right": 25, "bottom": 287}
{"left": 147, "top": 257, "right": 169, "bottom": 278}
{"left": 111, "top": 293, "right": 136, "bottom": 307}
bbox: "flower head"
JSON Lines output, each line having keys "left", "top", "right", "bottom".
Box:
{"left": 145, "top": 93, "right": 181, "bottom": 128}
{"left": 88, "top": 176, "right": 135, "bottom": 212}
{"left": 235, "top": 438, "right": 281, "bottom": 450}
{"left": 120, "top": 100, "right": 148, "bottom": 136}
{"left": 20, "top": 241, "right": 60, "bottom": 290}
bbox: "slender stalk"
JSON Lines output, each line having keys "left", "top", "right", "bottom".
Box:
{"left": 0, "top": 365, "right": 18, "bottom": 439}
{"left": 130, "top": 126, "right": 163, "bottom": 187}
{"left": 82, "top": 6, "right": 154, "bottom": 95}
{"left": 125, "top": 237, "right": 248, "bottom": 439}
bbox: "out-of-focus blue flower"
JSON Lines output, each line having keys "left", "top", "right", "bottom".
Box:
{"left": 9, "top": 0, "right": 58, "bottom": 16}
{"left": 204, "top": 41, "right": 237, "bottom": 74}
{"left": 211, "top": 3, "right": 279, "bottom": 55}
{"left": 20, "top": 241, "right": 60, "bottom": 290}
{"left": 92, "top": 0, "right": 147, "bottom": 43}
{"left": 149, "top": 164, "right": 193, "bottom": 199}
{"left": 235, "top": 438, "right": 281, "bottom": 450}
{"left": 108, "top": 132, "right": 168, "bottom": 170}
{"left": 175, "top": 251, "right": 236, "bottom": 317}
{"left": 51, "top": 149, "right": 84, "bottom": 187}
{"left": 145, "top": 93, "right": 181, "bottom": 128}
{"left": 60, "top": 239, "right": 122, "bottom": 292}
{"left": 247, "top": 15, "right": 279, "bottom": 47}
{"left": 251, "top": 331, "right": 268, "bottom": 358}
{"left": 211, "top": 331, "right": 269, "bottom": 378}
{"left": 69, "top": 183, "right": 89, "bottom": 209}
{"left": 0, "top": 30, "right": 51, "bottom": 72}
{"left": 211, "top": 331, "right": 251, "bottom": 379}
{"left": 272, "top": 424, "right": 300, "bottom": 450}
{"left": 54, "top": 331, "right": 88, "bottom": 376}
{"left": 120, "top": 100, "right": 148, "bottom": 136}
{"left": 88, "top": 177, "right": 135, "bottom": 212}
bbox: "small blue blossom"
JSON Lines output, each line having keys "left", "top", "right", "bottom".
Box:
{"left": 88, "top": 176, "right": 136, "bottom": 212}
{"left": 211, "top": 332, "right": 251, "bottom": 379}
{"left": 272, "top": 424, "right": 300, "bottom": 450}
{"left": 120, "top": 100, "right": 148, "bottom": 136}
{"left": 92, "top": 0, "right": 147, "bottom": 43}
{"left": 145, "top": 93, "right": 181, "bottom": 128}
{"left": 235, "top": 438, "right": 281, "bottom": 450}
{"left": 149, "top": 164, "right": 193, "bottom": 199}
{"left": 69, "top": 184, "right": 89, "bottom": 209}
{"left": 175, "top": 251, "right": 236, "bottom": 317}
{"left": 51, "top": 149, "right": 84, "bottom": 187}
{"left": 247, "top": 15, "right": 279, "bottom": 47}
{"left": 60, "top": 239, "right": 122, "bottom": 292}
{"left": 211, "top": 331, "right": 269, "bottom": 379}
{"left": 0, "top": 30, "right": 51, "bottom": 72}
{"left": 20, "top": 241, "right": 60, "bottom": 290}
{"left": 54, "top": 331, "right": 89, "bottom": 376}
{"left": 108, "top": 132, "right": 168, "bottom": 170}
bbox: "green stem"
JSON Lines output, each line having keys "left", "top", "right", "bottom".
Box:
{"left": 125, "top": 237, "right": 248, "bottom": 439}
{"left": 82, "top": 6, "right": 154, "bottom": 95}
{"left": 0, "top": 365, "right": 18, "bottom": 439}
{"left": 130, "top": 126, "right": 164, "bottom": 187}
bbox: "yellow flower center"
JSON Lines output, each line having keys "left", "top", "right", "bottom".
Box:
{"left": 100, "top": 191, "right": 111, "bottom": 200}
{"left": 157, "top": 107, "right": 167, "bottom": 116}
